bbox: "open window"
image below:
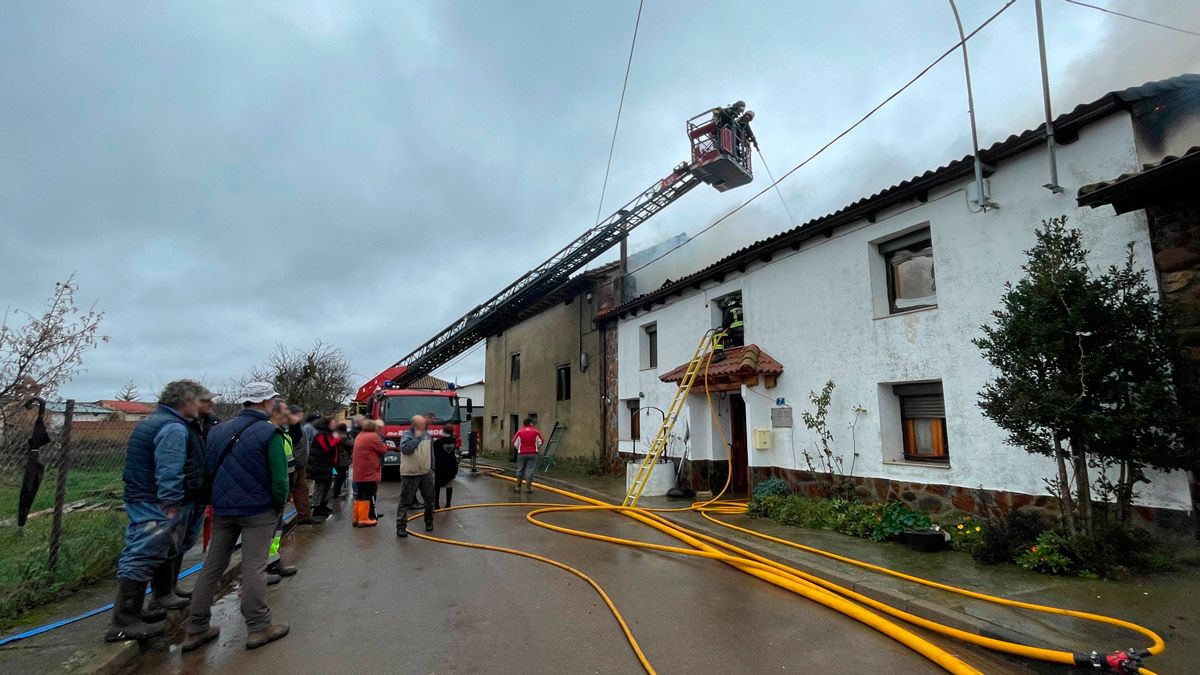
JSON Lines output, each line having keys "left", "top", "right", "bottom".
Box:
{"left": 711, "top": 291, "right": 744, "bottom": 347}
{"left": 880, "top": 229, "right": 936, "bottom": 314}
{"left": 893, "top": 382, "right": 949, "bottom": 463}
{"left": 510, "top": 353, "right": 521, "bottom": 381}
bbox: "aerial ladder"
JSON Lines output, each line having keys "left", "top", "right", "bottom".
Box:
{"left": 363, "top": 102, "right": 758, "bottom": 391}
{"left": 623, "top": 330, "right": 723, "bottom": 507}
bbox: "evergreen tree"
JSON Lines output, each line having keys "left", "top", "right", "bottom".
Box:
{"left": 975, "top": 217, "right": 1191, "bottom": 536}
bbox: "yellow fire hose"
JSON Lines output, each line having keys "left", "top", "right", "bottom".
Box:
{"left": 404, "top": 343, "right": 1162, "bottom": 673}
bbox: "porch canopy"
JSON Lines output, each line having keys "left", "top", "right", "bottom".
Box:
{"left": 659, "top": 344, "right": 783, "bottom": 392}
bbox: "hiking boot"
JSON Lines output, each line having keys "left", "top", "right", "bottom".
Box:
{"left": 245, "top": 623, "right": 290, "bottom": 650}
{"left": 266, "top": 573, "right": 282, "bottom": 586}
{"left": 266, "top": 560, "right": 297, "bottom": 577}
{"left": 105, "top": 578, "right": 166, "bottom": 642}
{"left": 396, "top": 526, "right": 408, "bottom": 538}
{"left": 181, "top": 625, "right": 220, "bottom": 652}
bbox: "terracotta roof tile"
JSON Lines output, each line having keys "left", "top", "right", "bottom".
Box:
{"left": 659, "top": 344, "right": 783, "bottom": 384}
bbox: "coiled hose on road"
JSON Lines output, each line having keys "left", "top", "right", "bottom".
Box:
{"left": 411, "top": 345, "right": 1164, "bottom": 674}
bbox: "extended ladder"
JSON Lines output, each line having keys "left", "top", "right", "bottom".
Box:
{"left": 622, "top": 331, "right": 720, "bottom": 507}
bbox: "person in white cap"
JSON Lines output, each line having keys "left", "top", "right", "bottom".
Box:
{"left": 181, "top": 382, "right": 291, "bottom": 651}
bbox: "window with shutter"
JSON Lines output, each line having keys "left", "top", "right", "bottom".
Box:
{"left": 893, "top": 382, "right": 949, "bottom": 463}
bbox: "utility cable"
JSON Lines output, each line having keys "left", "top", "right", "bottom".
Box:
{"left": 620, "top": 0, "right": 1017, "bottom": 282}
{"left": 1064, "top": 0, "right": 1200, "bottom": 38}
{"left": 754, "top": 146, "right": 797, "bottom": 228}
{"left": 592, "top": 0, "right": 646, "bottom": 229}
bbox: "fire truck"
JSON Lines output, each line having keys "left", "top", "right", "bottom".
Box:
{"left": 351, "top": 365, "right": 474, "bottom": 477}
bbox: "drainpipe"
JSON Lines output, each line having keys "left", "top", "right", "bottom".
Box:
{"left": 1034, "top": 0, "right": 1064, "bottom": 194}
{"left": 949, "top": 0, "right": 996, "bottom": 210}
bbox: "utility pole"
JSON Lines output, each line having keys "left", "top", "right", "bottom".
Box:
{"left": 1034, "top": 0, "right": 1064, "bottom": 194}
{"left": 949, "top": 0, "right": 997, "bottom": 210}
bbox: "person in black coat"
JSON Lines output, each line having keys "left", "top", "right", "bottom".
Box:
{"left": 432, "top": 423, "right": 459, "bottom": 508}
{"left": 332, "top": 423, "right": 354, "bottom": 499}
{"left": 307, "top": 418, "right": 337, "bottom": 517}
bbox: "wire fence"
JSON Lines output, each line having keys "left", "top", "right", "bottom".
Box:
{"left": 0, "top": 400, "right": 131, "bottom": 624}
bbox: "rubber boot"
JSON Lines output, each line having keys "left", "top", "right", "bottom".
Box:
{"left": 445, "top": 487, "right": 453, "bottom": 509}
{"left": 145, "top": 559, "right": 189, "bottom": 620}
{"left": 106, "top": 578, "right": 165, "bottom": 642}
{"left": 171, "top": 555, "right": 191, "bottom": 599}
{"left": 353, "top": 500, "right": 377, "bottom": 527}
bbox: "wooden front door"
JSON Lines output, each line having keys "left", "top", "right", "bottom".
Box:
{"left": 729, "top": 393, "right": 749, "bottom": 495}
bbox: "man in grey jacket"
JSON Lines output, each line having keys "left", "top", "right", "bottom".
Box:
{"left": 396, "top": 415, "right": 435, "bottom": 537}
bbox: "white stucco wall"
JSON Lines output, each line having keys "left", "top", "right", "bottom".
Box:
{"left": 615, "top": 111, "right": 1191, "bottom": 512}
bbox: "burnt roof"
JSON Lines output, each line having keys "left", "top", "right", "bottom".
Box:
{"left": 600, "top": 74, "right": 1200, "bottom": 321}
{"left": 1077, "top": 145, "right": 1200, "bottom": 214}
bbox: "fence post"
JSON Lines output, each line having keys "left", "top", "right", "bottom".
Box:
{"left": 47, "top": 399, "right": 74, "bottom": 572}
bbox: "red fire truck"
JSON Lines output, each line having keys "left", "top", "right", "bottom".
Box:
{"left": 352, "top": 365, "right": 473, "bottom": 478}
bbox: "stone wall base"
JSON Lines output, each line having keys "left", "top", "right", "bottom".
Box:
{"left": 618, "top": 453, "right": 1194, "bottom": 535}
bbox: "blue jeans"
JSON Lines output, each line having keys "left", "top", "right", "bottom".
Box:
{"left": 178, "top": 503, "right": 206, "bottom": 555}
{"left": 116, "top": 501, "right": 190, "bottom": 581}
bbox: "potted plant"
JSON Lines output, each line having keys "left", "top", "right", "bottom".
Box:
{"left": 902, "top": 525, "right": 950, "bottom": 553}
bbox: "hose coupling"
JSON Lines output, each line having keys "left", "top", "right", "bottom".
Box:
{"left": 1075, "top": 648, "right": 1149, "bottom": 672}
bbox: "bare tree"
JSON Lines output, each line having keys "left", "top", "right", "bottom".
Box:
{"left": 0, "top": 276, "right": 107, "bottom": 427}
{"left": 116, "top": 379, "right": 139, "bottom": 402}
{"left": 250, "top": 341, "right": 354, "bottom": 414}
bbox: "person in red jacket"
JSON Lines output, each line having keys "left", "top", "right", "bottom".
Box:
{"left": 511, "top": 418, "right": 543, "bottom": 494}
{"left": 350, "top": 420, "right": 387, "bottom": 527}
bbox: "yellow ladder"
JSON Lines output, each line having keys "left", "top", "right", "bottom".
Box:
{"left": 622, "top": 330, "right": 721, "bottom": 508}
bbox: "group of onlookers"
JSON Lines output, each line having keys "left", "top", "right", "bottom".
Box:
{"left": 106, "top": 380, "right": 480, "bottom": 652}
{"left": 105, "top": 380, "right": 369, "bottom": 651}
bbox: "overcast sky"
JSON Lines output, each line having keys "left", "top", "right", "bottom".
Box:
{"left": 2, "top": 0, "right": 1197, "bottom": 402}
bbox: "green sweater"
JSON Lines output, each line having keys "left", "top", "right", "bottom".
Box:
{"left": 269, "top": 433, "right": 291, "bottom": 510}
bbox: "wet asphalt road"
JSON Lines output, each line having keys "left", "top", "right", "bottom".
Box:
{"left": 133, "top": 472, "right": 1019, "bottom": 674}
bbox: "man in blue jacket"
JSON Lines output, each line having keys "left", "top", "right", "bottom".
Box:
{"left": 182, "top": 382, "right": 291, "bottom": 652}
{"left": 106, "top": 380, "right": 208, "bottom": 642}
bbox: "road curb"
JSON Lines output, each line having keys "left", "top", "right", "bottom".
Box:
{"left": 71, "top": 550, "right": 245, "bottom": 675}
{"left": 518, "top": 470, "right": 1058, "bottom": 653}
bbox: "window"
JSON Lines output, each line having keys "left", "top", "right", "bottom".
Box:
{"left": 711, "top": 291, "right": 744, "bottom": 347}
{"left": 490, "top": 415, "right": 498, "bottom": 428}
{"left": 625, "top": 399, "right": 641, "bottom": 440}
{"left": 893, "top": 382, "right": 948, "bottom": 463}
{"left": 880, "top": 229, "right": 936, "bottom": 313}
{"left": 510, "top": 353, "right": 521, "bottom": 380}
{"left": 641, "top": 323, "right": 658, "bottom": 369}
{"left": 556, "top": 364, "right": 571, "bottom": 401}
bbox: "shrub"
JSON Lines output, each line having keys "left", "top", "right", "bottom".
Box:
{"left": 833, "top": 500, "right": 884, "bottom": 539}
{"left": 940, "top": 515, "right": 986, "bottom": 555}
{"left": 747, "top": 495, "right": 787, "bottom": 519}
{"left": 972, "top": 509, "right": 1048, "bottom": 565}
{"left": 873, "top": 501, "right": 933, "bottom": 542}
{"left": 775, "top": 496, "right": 837, "bottom": 529}
{"left": 1016, "top": 530, "right": 1079, "bottom": 575}
{"left": 752, "top": 477, "right": 792, "bottom": 500}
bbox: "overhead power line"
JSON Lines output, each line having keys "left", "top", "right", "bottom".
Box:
{"left": 1063, "top": 0, "right": 1200, "bottom": 38}
{"left": 593, "top": 0, "right": 647, "bottom": 228}
{"left": 622, "top": 0, "right": 1018, "bottom": 280}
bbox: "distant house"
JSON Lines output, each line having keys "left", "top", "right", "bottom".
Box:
{"left": 95, "top": 399, "right": 155, "bottom": 421}
{"left": 457, "top": 379, "right": 486, "bottom": 442}
{"left": 46, "top": 401, "right": 115, "bottom": 429}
